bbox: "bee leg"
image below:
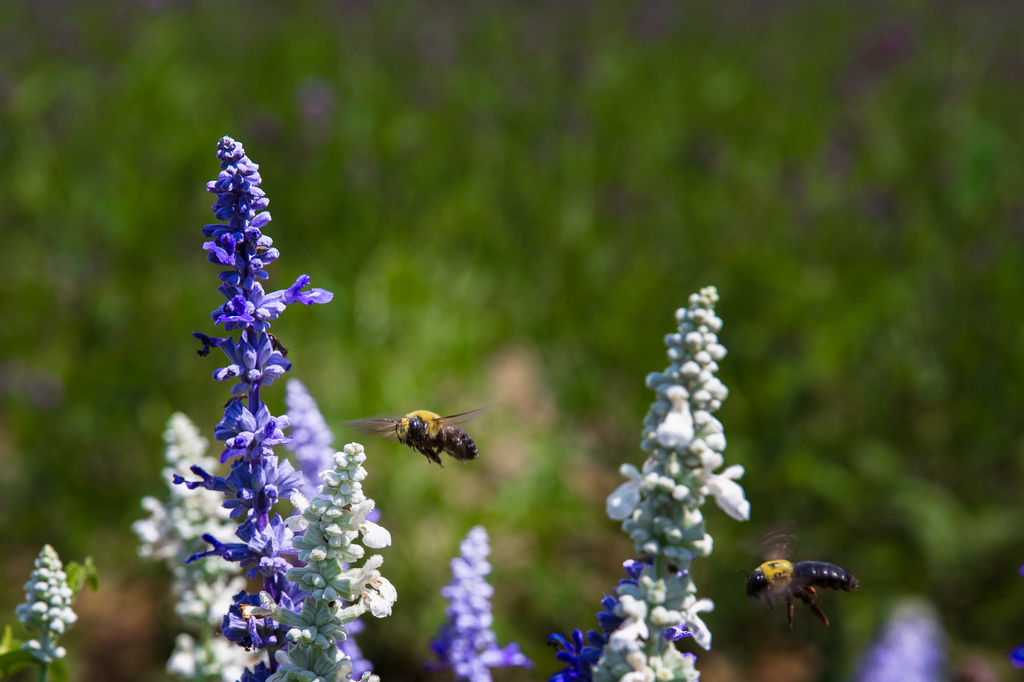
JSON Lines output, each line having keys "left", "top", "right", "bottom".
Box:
{"left": 786, "top": 599, "right": 795, "bottom": 630}
{"left": 417, "top": 445, "right": 443, "bottom": 467}
{"left": 796, "top": 587, "right": 829, "bottom": 627}
{"left": 808, "top": 603, "right": 830, "bottom": 628}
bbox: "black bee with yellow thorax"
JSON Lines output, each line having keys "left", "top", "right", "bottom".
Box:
{"left": 346, "top": 408, "right": 490, "bottom": 466}
{"left": 744, "top": 536, "right": 858, "bottom": 629}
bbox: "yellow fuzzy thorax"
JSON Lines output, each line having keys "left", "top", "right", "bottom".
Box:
{"left": 758, "top": 559, "right": 794, "bottom": 582}
{"left": 403, "top": 410, "right": 443, "bottom": 436}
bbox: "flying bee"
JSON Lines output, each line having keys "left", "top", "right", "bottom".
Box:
{"left": 743, "top": 532, "right": 858, "bottom": 629}
{"left": 345, "top": 407, "right": 491, "bottom": 466}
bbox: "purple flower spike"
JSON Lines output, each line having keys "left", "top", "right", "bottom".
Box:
{"left": 176, "top": 137, "right": 333, "bottom": 678}
{"left": 283, "top": 379, "right": 338, "bottom": 499}
{"left": 428, "top": 526, "right": 532, "bottom": 682}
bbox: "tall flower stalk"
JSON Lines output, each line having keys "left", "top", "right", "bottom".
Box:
{"left": 176, "top": 136, "right": 333, "bottom": 679}
{"left": 15, "top": 545, "right": 78, "bottom": 667}
{"left": 3, "top": 545, "right": 94, "bottom": 682}
{"left": 248, "top": 442, "right": 394, "bottom": 682}
{"left": 284, "top": 379, "right": 375, "bottom": 676}
{"left": 428, "top": 526, "right": 532, "bottom": 681}
{"left": 554, "top": 286, "right": 748, "bottom": 682}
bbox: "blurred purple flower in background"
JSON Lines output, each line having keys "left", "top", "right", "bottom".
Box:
{"left": 429, "top": 526, "right": 532, "bottom": 681}
{"left": 1011, "top": 564, "right": 1024, "bottom": 669}
{"left": 284, "top": 379, "right": 339, "bottom": 499}
{"left": 852, "top": 601, "right": 946, "bottom": 682}
{"left": 175, "top": 136, "right": 333, "bottom": 679}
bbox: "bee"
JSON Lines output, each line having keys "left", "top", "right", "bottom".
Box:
{"left": 345, "top": 407, "right": 491, "bottom": 467}
{"left": 744, "top": 533, "right": 858, "bottom": 629}
{"left": 268, "top": 332, "right": 288, "bottom": 357}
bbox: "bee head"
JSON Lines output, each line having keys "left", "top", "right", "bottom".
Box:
{"left": 745, "top": 567, "right": 768, "bottom": 597}
{"left": 405, "top": 415, "right": 426, "bottom": 439}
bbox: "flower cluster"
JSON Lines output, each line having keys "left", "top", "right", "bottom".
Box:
{"left": 284, "top": 379, "right": 375, "bottom": 676}
{"left": 176, "top": 136, "right": 333, "bottom": 679}
{"left": 548, "top": 560, "right": 659, "bottom": 682}
{"left": 428, "top": 526, "right": 532, "bottom": 681}
{"left": 852, "top": 601, "right": 946, "bottom": 682}
{"left": 15, "top": 545, "right": 78, "bottom": 665}
{"left": 575, "top": 286, "right": 746, "bottom": 682}
{"left": 133, "top": 412, "right": 256, "bottom": 681}
{"left": 249, "top": 443, "right": 392, "bottom": 682}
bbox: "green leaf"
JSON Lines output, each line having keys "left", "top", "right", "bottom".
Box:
{"left": 0, "top": 648, "right": 40, "bottom": 677}
{"left": 65, "top": 557, "right": 98, "bottom": 599}
{"left": 0, "top": 625, "right": 19, "bottom": 654}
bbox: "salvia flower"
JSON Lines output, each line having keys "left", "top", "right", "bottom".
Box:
{"left": 852, "top": 601, "right": 946, "bottom": 682}
{"left": 590, "top": 286, "right": 744, "bottom": 682}
{"left": 175, "top": 136, "right": 333, "bottom": 677}
{"left": 549, "top": 560, "right": 673, "bottom": 682}
{"left": 283, "top": 378, "right": 376, "bottom": 675}
{"left": 548, "top": 629, "right": 605, "bottom": 682}
{"left": 133, "top": 412, "right": 256, "bottom": 680}
{"left": 256, "top": 442, "right": 390, "bottom": 682}
{"left": 15, "top": 545, "right": 78, "bottom": 664}
{"left": 428, "top": 525, "right": 532, "bottom": 682}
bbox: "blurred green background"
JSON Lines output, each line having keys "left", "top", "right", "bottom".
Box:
{"left": 2, "top": 1, "right": 1023, "bottom": 680}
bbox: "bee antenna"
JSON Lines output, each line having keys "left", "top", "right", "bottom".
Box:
{"left": 737, "top": 569, "right": 749, "bottom": 578}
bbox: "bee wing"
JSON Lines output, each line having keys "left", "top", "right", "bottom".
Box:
{"left": 344, "top": 417, "right": 400, "bottom": 441}
{"left": 761, "top": 530, "right": 796, "bottom": 561}
{"left": 439, "top": 406, "right": 496, "bottom": 426}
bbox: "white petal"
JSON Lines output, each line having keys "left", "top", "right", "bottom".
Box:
{"left": 706, "top": 467, "right": 749, "bottom": 521}
{"left": 289, "top": 492, "right": 309, "bottom": 513}
{"left": 608, "top": 595, "right": 650, "bottom": 651}
{"left": 284, "top": 514, "right": 308, "bottom": 533}
{"left": 363, "top": 576, "right": 397, "bottom": 618}
{"left": 686, "top": 613, "right": 712, "bottom": 651}
{"left": 683, "top": 599, "right": 714, "bottom": 651}
{"left": 656, "top": 406, "right": 694, "bottom": 450}
{"left": 360, "top": 521, "right": 391, "bottom": 548}
{"left": 607, "top": 479, "right": 642, "bottom": 521}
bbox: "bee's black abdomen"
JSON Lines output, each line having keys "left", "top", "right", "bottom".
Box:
{"left": 461, "top": 433, "right": 479, "bottom": 460}
{"left": 440, "top": 425, "right": 479, "bottom": 462}
{"left": 792, "top": 561, "right": 858, "bottom": 592}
